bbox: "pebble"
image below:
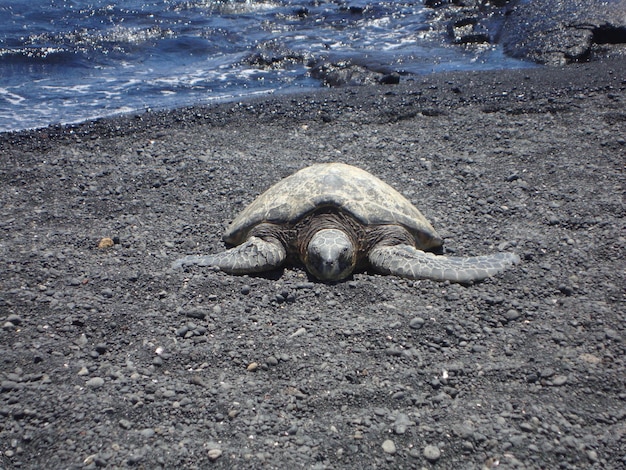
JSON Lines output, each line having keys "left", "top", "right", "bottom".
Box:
{"left": 551, "top": 375, "right": 568, "bottom": 386}
{"left": 76, "top": 334, "right": 88, "bottom": 346}
{"left": 6, "top": 314, "right": 22, "bottom": 325}
{"left": 393, "top": 413, "right": 413, "bottom": 434}
{"left": 247, "top": 362, "right": 259, "bottom": 372}
{"left": 126, "top": 453, "right": 144, "bottom": 465}
{"left": 98, "top": 237, "right": 115, "bottom": 249}
{"left": 291, "top": 327, "right": 306, "bottom": 337}
{"left": 1, "top": 380, "right": 22, "bottom": 392}
{"left": 504, "top": 309, "right": 521, "bottom": 321}
{"left": 423, "top": 444, "right": 441, "bottom": 462}
{"left": 207, "top": 449, "right": 222, "bottom": 461}
{"left": 409, "top": 317, "right": 425, "bottom": 329}
{"left": 139, "top": 428, "right": 155, "bottom": 438}
{"left": 101, "top": 288, "right": 113, "bottom": 298}
{"left": 587, "top": 449, "right": 598, "bottom": 462}
{"left": 382, "top": 439, "right": 396, "bottom": 454}
{"left": 85, "top": 377, "right": 104, "bottom": 388}
{"left": 184, "top": 308, "right": 206, "bottom": 319}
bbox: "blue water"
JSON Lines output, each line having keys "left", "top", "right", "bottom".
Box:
{"left": 0, "top": 0, "right": 532, "bottom": 133}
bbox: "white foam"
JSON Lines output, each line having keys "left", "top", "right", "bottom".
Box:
{"left": 41, "top": 84, "right": 92, "bottom": 94}
{"left": 0, "top": 88, "right": 25, "bottom": 105}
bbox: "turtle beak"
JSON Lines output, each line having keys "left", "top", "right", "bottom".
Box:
{"left": 306, "top": 229, "right": 355, "bottom": 282}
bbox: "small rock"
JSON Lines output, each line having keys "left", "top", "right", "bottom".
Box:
{"left": 393, "top": 413, "right": 414, "bottom": 434}
{"left": 579, "top": 353, "right": 601, "bottom": 365}
{"left": 101, "top": 288, "right": 113, "bottom": 298}
{"left": 423, "top": 444, "right": 441, "bottom": 462}
{"left": 119, "top": 419, "right": 132, "bottom": 429}
{"left": 247, "top": 362, "right": 259, "bottom": 372}
{"left": 126, "top": 453, "right": 144, "bottom": 465}
{"left": 6, "top": 314, "right": 22, "bottom": 325}
{"left": 551, "top": 375, "right": 568, "bottom": 386}
{"left": 382, "top": 439, "right": 396, "bottom": 454}
{"left": 208, "top": 449, "right": 222, "bottom": 461}
{"left": 98, "top": 237, "right": 115, "bottom": 249}
{"left": 291, "top": 327, "right": 306, "bottom": 337}
{"left": 139, "top": 428, "right": 155, "bottom": 438}
{"left": 409, "top": 317, "right": 425, "bottom": 329}
{"left": 587, "top": 449, "right": 598, "bottom": 462}
{"left": 86, "top": 377, "right": 104, "bottom": 388}
{"left": 605, "top": 329, "right": 621, "bottom": 341}
{"left": 504, "top": 309, "right": 521, "bottom": 321}
{"left": 184, "top": 309, "right": 206, "bottom": 320}
{"left": 1, "top": 380, "right": 22, "bottom": 392}
{"left": 76, "top": 333, "right": 88, "bottom": 346}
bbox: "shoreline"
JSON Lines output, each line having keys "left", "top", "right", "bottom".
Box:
{"left": 2, "top": 56, "right": 621, "bottom": 144}
{"left": 1, "top": 59, "right": 625, "bottom": 468}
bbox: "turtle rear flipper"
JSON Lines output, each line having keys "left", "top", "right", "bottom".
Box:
{"left": 172, "top": 236, "right": 286, "bottom": 273}
{"left": 369, "top": 244, "right": 520, "bottom": 283}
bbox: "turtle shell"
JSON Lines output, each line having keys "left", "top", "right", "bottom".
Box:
{"left": 223, "top": 163, "right": 443, "bottom": 249}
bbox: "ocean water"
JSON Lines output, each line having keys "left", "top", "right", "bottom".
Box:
{"left": 0, "top": 0, "right": 532, "bottom": 133}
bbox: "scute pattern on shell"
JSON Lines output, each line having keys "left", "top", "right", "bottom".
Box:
{"left": 224, "top": 163, "right": 442, "bottom": 248}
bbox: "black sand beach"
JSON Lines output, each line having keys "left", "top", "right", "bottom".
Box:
{"left": 1, "top": 55, "right": 625, "bottom": 469}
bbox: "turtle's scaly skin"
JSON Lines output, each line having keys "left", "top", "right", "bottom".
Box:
{"left": 369, "top": 245, "right": 519, "bottom": 284}
{"left": 173, "top": 163, "right": 520, "bottom": 283}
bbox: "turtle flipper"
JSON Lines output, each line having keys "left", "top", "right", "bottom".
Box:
{"left": 369, "top": 244, "right": 520, "bottom": 283}
{"left": 172, "top": 236, "right": 287, "bottom": 274}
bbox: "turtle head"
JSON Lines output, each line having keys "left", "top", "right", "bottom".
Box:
{"left": 305, "top": 229, "right": 356, "bottom": 282}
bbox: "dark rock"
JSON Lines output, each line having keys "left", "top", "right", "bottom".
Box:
{"left": 244, "top": 40, "right": 306, "bottom": 70}
{"left": 501, "top": 0, "right": 626, "bottom": 65}
{"left": 309, "top": 60, "right": 400, "bottom": 87}
{"left": 449, "top": 17, "right": 491, "bottom": 44}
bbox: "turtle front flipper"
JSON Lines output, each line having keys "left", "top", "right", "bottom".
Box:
{"left": 172, "top": 236, "right": 287, "bottom": 274}
{"left": 369, "top": 244, "right": 520, "bottom": 283}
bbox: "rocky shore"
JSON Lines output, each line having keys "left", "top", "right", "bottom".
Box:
{"left": 426, "top": 0, "right": 626, "bottom": 66}
{"left": 1, "top": 52, "right": 625, "bottom": 470}
{"left": 236, "top": 0, "right": 626, "bottom": 89}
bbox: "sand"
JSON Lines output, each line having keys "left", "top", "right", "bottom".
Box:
{"left": 1, "top": 59, "right": 625, "bottom": 468}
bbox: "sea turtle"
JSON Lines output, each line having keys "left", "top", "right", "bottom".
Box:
{"left": 173, "top": 163, "right": 519, "bottom": 283}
